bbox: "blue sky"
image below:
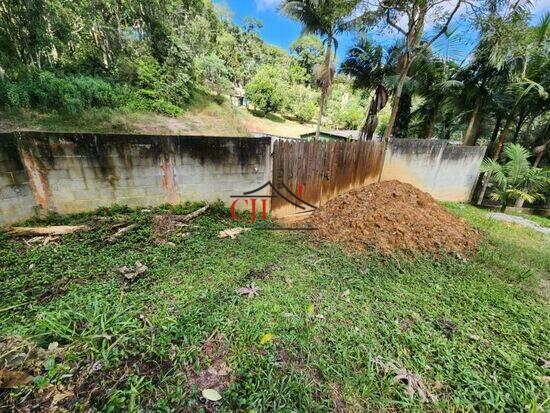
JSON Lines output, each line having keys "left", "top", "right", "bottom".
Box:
{"left": 217, "top": 0, "right": 550, "bottom": 64}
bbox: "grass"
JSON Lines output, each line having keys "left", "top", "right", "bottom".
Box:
{"left": 0, "top": 203, "right": 548, "bottom": 411}
{"left": 506, "top": 211, "right": 550, "bottom": 228}
{"left": 0, "top": 93, "right": 312, "bottom": 137}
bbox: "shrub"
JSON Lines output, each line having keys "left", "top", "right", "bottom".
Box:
{"left": 286, "top": 85, "right": 318, "bottom": 123}
{"left": 325, "top": 83, "right": 365, "bottom": 129}
{"left": 0, "top": 69, "right": 124, "bottom": 115}
{"left": 195, "top": 54, "right": 233, "bottom": 96}
{"left": 245, "top": 65, "right": 287, "bottom": 115}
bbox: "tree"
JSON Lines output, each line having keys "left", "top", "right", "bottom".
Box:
{"left": 290, "top": 34, "right": 324, "bottom": 85}
{"left": 357, "top": 0, "right": 463, "bottom": 143}
{"left": 281, "top": 0, "right": 361, "bottom": 139}
{"left": 341, "top": 36, "right": 390, "bottom": 139}
{"left": 480, "top": 144, "right": 549, "bottom": 212}
{"left": 477, "top": 9, "right": 549, "bottom": 204}
{"left": 245, "top": 65, "right": 287, "bottom": 115}
{"left": 196, "top": 54, "right": 232, "bottom": 98}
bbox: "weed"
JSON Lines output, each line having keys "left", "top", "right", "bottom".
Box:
{"left": 0, "top": 203, "right": 548, "bottom": 411}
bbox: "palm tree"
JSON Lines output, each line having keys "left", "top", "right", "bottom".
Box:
{"left": 281, "top": 0, "right": 360, "bottom": 140}
{"left": 477, "top": 12, "right": 549, "bottom": 204}
{"left": 480, "top": 144, "right": 549, "bottom": 212}
{"left": 341, "top": 36, "right": 390, "bottom": 140}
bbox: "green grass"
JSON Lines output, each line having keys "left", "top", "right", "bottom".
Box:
{"left": 506, "top": 211, "right": 550, "bottom": 228}
{"left": 0, "top": 203, "right": 548, "bottom": 412}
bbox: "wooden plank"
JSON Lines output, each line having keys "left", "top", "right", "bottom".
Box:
{"left": 271, "top": 140, "right": 384, "bottom": 218}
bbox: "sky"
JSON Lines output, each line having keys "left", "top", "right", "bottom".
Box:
{"left": 217, "top": 0, "right": 550, "bottom": 64}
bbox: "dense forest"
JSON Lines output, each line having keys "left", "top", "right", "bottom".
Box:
{"left": 0, "top": 0, "right": 548, "bottom": 163}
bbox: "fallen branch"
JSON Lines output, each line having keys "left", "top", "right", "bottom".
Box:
{"left": 218, "top": 227, "right": 251, "bottom": 239}
{"left": 172, "top": 204, "right": 209, "bottom": 223}
{"left": 7, "top": 225, "right": 91, "bottom": 237}
{"left": 107, "top": 223, "right": 138, "bottom": 242}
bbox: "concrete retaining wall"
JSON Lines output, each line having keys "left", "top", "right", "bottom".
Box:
{"left": 0, "top": 136, "right": 36, "bottom": 224}
{"left": 380, "top": 139, "right": 486, "bottom": 202}
{"left": 0, "top": 132, "right": 271, "bottom": 226}
{"left": 0, "top": 133, "right": 486, "bottom": 226}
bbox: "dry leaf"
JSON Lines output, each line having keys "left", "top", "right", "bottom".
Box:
{"left": 218, "top": 227, "right": 251, "bottom": 239}
{"left": 0, "top": 369, "right": 32, "bottom": 388}
{"left": 342, "top": 289, "right": 350, "bottom": 302}
{"left": 371, "top": 357, "right": 437, "bottom": 403}
{"left": 202, "top": 388, "right": 222, "bottom": 401}
{"left": 260, "top": 333, "right": 273, "bottom": 345}
{"left": 51, "top": 390, "right": 73, "bottom": 405}
{"left": 119, "top": 261, "right": 148, "bottom": 281}
{"left": 236, "top": 284, "right": 260, "bottom": 298}
{"left": 538, "top": 358, "right": 550, "bottom": 369}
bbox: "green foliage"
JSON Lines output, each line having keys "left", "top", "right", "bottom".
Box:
{"left": 195, "top": 54, "right": 233, "bottom": 96}
{"left": 286, "top": 85, "right": 318, "bottom": 123}
{"left": 0, "top": 70, "right": 126, "bottom": 115}
{"left": 325, "top": 82, "right": 366, "bottom": 129}
{"left": 290, "top": 34, "right": 324, "bottom": 84}
{"left": 245, "top": 66, "right": 287, "bottom": 115}
{"left": 0, "top": 0, "right": 287, "bottom": 118}
{"left": 0, "top": 203, "right": 549, "bottom": 411}
{"left": 481, "top": 144, "right": 550, "bottom": 211}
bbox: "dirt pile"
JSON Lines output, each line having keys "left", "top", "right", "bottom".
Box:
{"left": 308, "top": 180, "right": 479, "bottom": 255}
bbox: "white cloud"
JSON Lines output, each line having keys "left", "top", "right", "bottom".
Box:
{"left": 255, "top": 0, "right": 282, "bottom": 11}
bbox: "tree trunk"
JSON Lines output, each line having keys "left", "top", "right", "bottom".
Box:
{"left": 490, "top": 115, "right": 502, "bottom": 143}
{"left": 315, "top": 92, "right": 326, "bottom": 140}
{"left": 463, "top": 97, "right": 481, "bottom": 145}
{"left": 512, "top": 110, "right": 527, "bottom": 144}
{"left": 114, "top": 0, "right": 123, "bottom": 46}
{"left": 383, "top": 72, "right": 406, "bottom": 143}
{"left": 425, "top": 108, "right": 437, "bottom": 139}
{"left": 477, "top": 115, "right": 514, "bottom": 205}
{"left": 315, "top": 38, "right": 333, "bottom": 141}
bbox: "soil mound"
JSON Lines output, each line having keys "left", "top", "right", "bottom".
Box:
{"left": 308, "top": 180, "right": 478, "bottom": 255}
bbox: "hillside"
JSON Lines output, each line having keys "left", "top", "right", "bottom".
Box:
{"left": 0, "top": 98, "right": 314, "bottom": 138}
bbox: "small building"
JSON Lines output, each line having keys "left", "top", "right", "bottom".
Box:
{"left": 300, "top": 130, "right": 361, "bottom": 141}
{"left": 230, "top": 84, "right": 246, "bottom": 108}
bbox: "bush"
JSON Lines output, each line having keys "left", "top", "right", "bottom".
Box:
{"left": 245, "top": 65, "right": 287, "bottom": 115}
{"left": 195, "top": 54, "right": 233, "bottom": 96}
{"left": 0, "top": 56, "right": 193, "bottom": 117}
{"left": 0, "top": 69, "right": 125, "bottom": 115}
{"left": 125, "top": 55, "right": 191, "bottom": 116}
{"left": 325, "top": 83, "right": 365, "bottom": 129}
{"left": 286, "top": 85, "right": 318, "bottom": 123}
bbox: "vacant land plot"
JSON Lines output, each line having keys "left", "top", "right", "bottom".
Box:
{"left": 0, "top": 203, "right": 548, "bottom": 411}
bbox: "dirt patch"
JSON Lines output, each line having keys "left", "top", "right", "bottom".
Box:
{"left": 185, "top": 334, "right": 234, "bottom": 412}
{"left": 308, "top": 180, "right": 479, "bottom": 255}
{"left": 247, "top": 263, "right": 280, "bottom": 280}
{"left": 0, "top": 336, "right": 68, "bottom": 411}
{"left": 152, "top": 214, "right": 191, "bottom": 243}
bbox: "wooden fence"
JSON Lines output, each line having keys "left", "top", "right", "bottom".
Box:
{"left": 271, "top": 140, "right": 384, "bottom": 218}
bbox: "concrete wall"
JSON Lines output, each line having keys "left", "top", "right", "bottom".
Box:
{"left": 0, "top": 133, "right": 486, "bottom": 226}
{"left": 0, "top": 132, "right": 271, "bottom": 226}
{"left": 380, "top": 139, "right": 486, "bottom": 202}
{"left": 0, "top": 135, "right": 36, "bottom": 225}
